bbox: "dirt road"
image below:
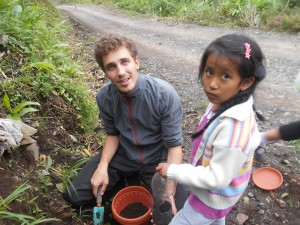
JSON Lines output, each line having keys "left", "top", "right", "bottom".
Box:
{"left": 56, "top": 4, "right": 300, "bottom": 225}
{"left": 58, "top": 4, "right": 300, "bottom": 119}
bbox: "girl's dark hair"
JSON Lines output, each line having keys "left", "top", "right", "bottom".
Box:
{"left": 192, "top": 34, "right": 266, "bottom": 140}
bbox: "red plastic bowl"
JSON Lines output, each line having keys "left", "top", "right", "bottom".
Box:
{"left": 252, "top": 167, "right": 283, "bottom": 190}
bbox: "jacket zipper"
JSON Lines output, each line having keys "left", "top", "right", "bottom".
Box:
{"left": 126, "top": 97, "right": 144, "bottom": 163}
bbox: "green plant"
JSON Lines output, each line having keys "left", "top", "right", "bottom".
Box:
{"left": 289, "top": 140, "right": 300, "bottom": 151}
{"left": 7, "top": 159, "right": 13, "bottom": 168}
{"left": 0, "top": 183, "right": 60, "bottom": 224}
{"left": 50, "top": 158, "right": 90, "bottom": 194}
{"left": 0, "top": 183, "right": 30, "bottom": 211}
{"left": 37, "top": 156, "right": 54, "bottom": 191}
{"left": 37, "top": 170, "right": 53, "bottom": 192}
{"left": 27, "top": 196, "right": 45, "bottom": 218}
{"left": 83, "top": 130, "right": 107, "bottom": 149}
{"left": 151, "top": 0, "right": 177, "bottom": 17}
{"left": 2, "top": 92, "right": 40, "bottom": 121}
{"left": 1, "top": 0, "right": 99, "bottom": 132}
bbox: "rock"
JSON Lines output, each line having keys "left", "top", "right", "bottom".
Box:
{"left": 27, "top": 142, "right": 39, "bottom": 161}
{"left": 275, "top": 199, "right": 287, "bottom": 208}
{"left": 248, "top": 192, "right": 254, "bottom": 198}
{"left": 69, "top": 134, "right": 78, "bottom": 143}
{"left": 243, "top": 196, "right": 249, "bottom": 204}
{"left": 265, "top": 197, "right": 271, "bottom": 204}
{"left": 27, "top": 143, "right": 40, "bottom": 161}
{"left": 236, "top": 213, "right": 249, "bottom": 225}
{"left": 41, "top": 169, "right": 50, "bottom": 176}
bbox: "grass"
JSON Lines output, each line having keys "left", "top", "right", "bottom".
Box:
{"left": 0, "top": 183, "right": 61, "bottom": 224}
{"left": 50, "top": 157, "right": 91, "bottom": 194}
{"left": 289, "top": 140, "right": 300, "bottom": 152}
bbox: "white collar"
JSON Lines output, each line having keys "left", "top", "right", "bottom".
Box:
{"left": 220, "top": 96, "right": 254, "bottom": 121}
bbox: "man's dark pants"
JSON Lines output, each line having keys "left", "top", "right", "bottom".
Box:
{"left": 63, "top": 149, "right": 189, "bottom": 213}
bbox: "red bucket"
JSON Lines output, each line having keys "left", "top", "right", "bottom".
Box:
{"left": 112, "top": 186, "right": 152, "bottom": 225}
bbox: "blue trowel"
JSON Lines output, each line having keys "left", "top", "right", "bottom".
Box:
{"left": 93, "top": 186, "right": 104, "bottom": 225}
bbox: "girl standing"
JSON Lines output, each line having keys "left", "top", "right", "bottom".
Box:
{"left": 156, "top": 34, "right": 266, "bottom": 225}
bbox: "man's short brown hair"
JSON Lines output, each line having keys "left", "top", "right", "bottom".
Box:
{"left": 94, "top": 33, "right": 138, "bottom": 71}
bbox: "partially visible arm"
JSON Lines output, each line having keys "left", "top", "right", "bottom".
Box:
{"left": 166, "top": 145, "right": 183, "bottom": 193}
{"left": 279, "top": 120, "right": 300, "bottom": 141}
{"left": 261, "top": 120, "right": 300, "bottom": 144}
{"left": 166, "top": 145, "right": 183, "bottom": 194}
{"left": 158, "top": 86, "right": 183, "bottom": 214}
{"left": 167, "top": 145, "right": 183, "bottom": 164}
{"left": 164, "top": 147, "right": 247, "bottom": 190}
{"left": 155, "top": 145, "right": 183, "bottom": 216}
{"left": 261, "top": 128, "right": 281, "bottom": 144}
{"left": 158, "top": 145, "right": 183, "bottom": 178}
{"left": 91, "top": 135, "right": 119, "bottom": 197}
{"left": 166, "top": 145, "right": 183, "bottom": 214}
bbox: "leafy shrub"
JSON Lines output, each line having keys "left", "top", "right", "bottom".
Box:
{"left": 151, "top": 0, "right": 177, "bottom": 17}
{"left": 86, "top": 0, "right": 300, "bottom": 32}
{"left": 0, "top": 0, "right": 99, "bottom": 132}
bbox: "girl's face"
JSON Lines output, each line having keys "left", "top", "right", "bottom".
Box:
{"left": 103, "top": 46, "right": 140, "bottom": 94}
{"left": 202, "top": 53, "right": 254, "bottom": 110}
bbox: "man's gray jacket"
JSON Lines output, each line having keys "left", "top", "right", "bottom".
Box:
{"left": 96, "top": 75, "right": 183, "bottom": 165}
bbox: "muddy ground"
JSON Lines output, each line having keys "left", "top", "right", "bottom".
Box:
{"left": 1, "top": 4, "right": 300, "bottom": 225}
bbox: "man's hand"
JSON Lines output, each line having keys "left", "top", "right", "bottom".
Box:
{"left": 91, "top": 164, "right": 109, "bottom": 197}
{"left": 170, "top": 194, "right": 177, "bottom": 215}
{"left": 91, "top": 135, "right": 119, "bottom": 197}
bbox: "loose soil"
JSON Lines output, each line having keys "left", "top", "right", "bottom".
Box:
{"left": 152, "top": 200, "right": 173, "bottom": 225}
{"left": 158, "top": 201, "right": 171, "bottom": 213}
{"left": 120, "top": 202, "right": 148, "bottom": 219}
{"left": 1, "top": 3, "right": 300, "bottom": 225}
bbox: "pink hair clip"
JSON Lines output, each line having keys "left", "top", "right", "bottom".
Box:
{"left": 244, "top": 42, "right": 251, "bottom": 59}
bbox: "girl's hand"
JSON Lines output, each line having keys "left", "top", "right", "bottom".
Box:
{"left": 156, "top": 163, "right": 170, "bottom": 178}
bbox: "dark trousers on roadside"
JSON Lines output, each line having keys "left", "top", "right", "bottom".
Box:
{"left": 62, "top": 148, "right": 189, "bottom": 211}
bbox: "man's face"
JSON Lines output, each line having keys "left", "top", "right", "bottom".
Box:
{"left": 103, "top": 46, "right": 139, "bottom": 94}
